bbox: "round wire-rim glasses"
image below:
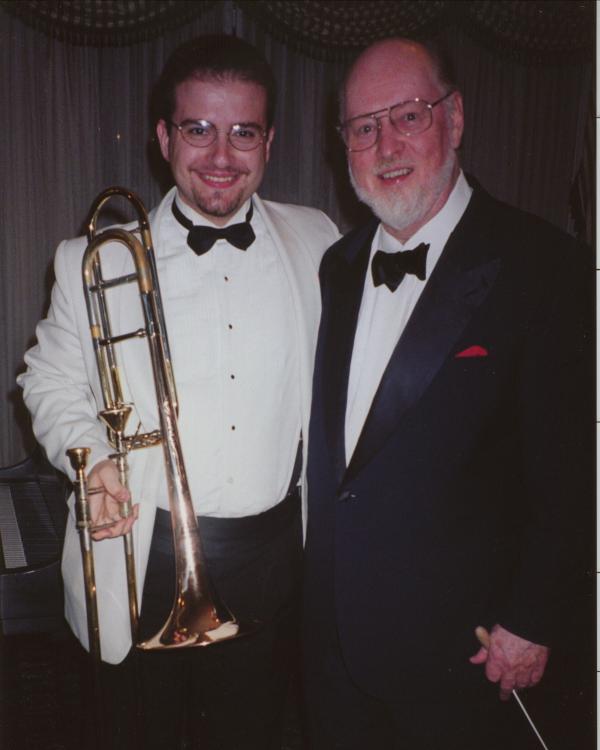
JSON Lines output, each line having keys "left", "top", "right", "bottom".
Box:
{"left": 337, "top": 91, "right": 455, "bottom": 152}
{"left": 169, "top": 119, "right": 268, "bottom": 151}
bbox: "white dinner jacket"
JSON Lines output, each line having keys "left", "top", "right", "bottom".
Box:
{"left": 19, "top": 186, "right": 340, "bottom": 663}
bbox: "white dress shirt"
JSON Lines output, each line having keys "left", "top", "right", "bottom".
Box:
{"left": 345, "top": 172, "right": 473, "bottom": 463}
{"left": 154, "top": 193, "right": 301, "bottom": 516}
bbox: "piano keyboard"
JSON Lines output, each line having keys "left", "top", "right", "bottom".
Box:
{"left": 0, "top": 485, "right": 27, "bottom": 568}
{"left": 0, "top": 479, "right": 64, "bottom": 573}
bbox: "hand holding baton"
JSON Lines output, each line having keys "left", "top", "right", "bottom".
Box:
{"left": 475, "top": 626, "right": 550, "bottom": 750}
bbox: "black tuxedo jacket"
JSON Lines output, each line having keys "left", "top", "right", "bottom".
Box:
{"left": 304, "top": 185, "right": 593, "bottom": 700}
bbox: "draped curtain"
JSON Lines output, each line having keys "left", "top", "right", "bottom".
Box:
{"left": 4, "top": 1, "right": 593, "bottom": 60}
{"left": 0, "top": 0, "right": 594, "bottom": 466}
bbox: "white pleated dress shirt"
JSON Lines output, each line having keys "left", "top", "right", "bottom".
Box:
{"left": 345, "top": 172, "right": 473, "bottom": 464}
{"left": 153, "top": 193, "right": 301, "bottom": 517}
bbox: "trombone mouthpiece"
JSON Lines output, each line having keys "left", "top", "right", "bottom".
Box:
{"left": 66, "top": 447, "right": 91, "bottom": 472}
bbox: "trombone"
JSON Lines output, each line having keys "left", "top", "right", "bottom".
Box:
{"left": 67, "top": 186, "right": 246, "bottom": 659}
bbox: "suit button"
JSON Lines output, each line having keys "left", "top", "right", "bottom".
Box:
{"left": 337, "top": 490, "right": 356, "bottom": 503}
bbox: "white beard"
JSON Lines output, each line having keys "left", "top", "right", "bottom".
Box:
{"left": 349, "top": 150, "right": 457, "bottom": 235}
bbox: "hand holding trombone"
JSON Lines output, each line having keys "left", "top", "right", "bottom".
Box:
{"left": 67, "top": 186, "right": 249, "bottom": 661}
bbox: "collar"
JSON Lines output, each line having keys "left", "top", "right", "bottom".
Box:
{"left": 380, "top": 171, "right": 472, "bottom": 250}
{"left": 373, "top": 170, "right": 473, "bottom": 276}
{"left": 173, "top": 192, "right": 253, "bottom": 229}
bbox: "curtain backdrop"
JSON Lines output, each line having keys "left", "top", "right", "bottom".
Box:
{"left": 0, "top": 0, "right": 593, "bottom": 466}
{"left": 4, "top": 1, "right": 594, "bottom": 61}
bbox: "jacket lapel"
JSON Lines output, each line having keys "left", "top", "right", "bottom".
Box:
{"left": 320, "top": 221, "right": 377, "bottom": 484}
{"left": 253, "top": 196, "right": 326, "bottom": 500}
{"left": 346, "top": 193, "right": 501, "bottom": 481}
{"left": 253, "top": 195, "right": 323, "bottom": 390}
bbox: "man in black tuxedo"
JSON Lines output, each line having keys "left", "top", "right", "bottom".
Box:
{"left": 303, "top": 37, "right": 592, "bottom": 749}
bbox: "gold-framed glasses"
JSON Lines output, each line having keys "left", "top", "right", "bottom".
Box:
{"left": 170, "top": 119, "right": 268, "bottom": 151}
{"left": 337, "top": 91, "right": 454, "bottom": 152}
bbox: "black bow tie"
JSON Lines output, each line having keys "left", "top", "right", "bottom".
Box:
{"left": 171, "top": 200, "right": 256, "bottom": 255}
{"left": 371, "top": 242, "right": 430, "bottom": 292}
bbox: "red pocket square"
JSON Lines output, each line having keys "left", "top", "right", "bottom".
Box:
{"left": 455, "top": 345, "right": 488, "bottom": 358}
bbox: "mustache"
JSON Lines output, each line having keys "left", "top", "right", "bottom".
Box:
{"left": 349, "top": 160, "right": 411, "bottom": 180}
{"left": 373, "top": 160, "right": 412, "bottom": 176}
{"left": 193, "top": 164, "right": 251, "bottom": 176}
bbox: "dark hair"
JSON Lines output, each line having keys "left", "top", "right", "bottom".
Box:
{"left": 339, "top": 36, "right": 457, "bottom": 121}
{"left": 151, "top": 34, "right": 277, "bottom": 129}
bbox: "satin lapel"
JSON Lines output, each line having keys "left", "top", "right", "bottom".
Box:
{"left": 253, "top": 196, "right": 323, "bottom": 483}
{"left": 346, "top": 231, "right": 501, "bottom": 482}
{"left": 253, "top": 195, "right": 322, "bottom": 380}
{"left": 321, "top": 222, "right": 377, "bottom": 484}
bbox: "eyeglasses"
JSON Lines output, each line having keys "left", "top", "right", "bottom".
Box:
{"left": 337, "top": 91, "right": 455, "bottom": 152}
{"left": 169, "top": 119, "right": 268, "bottom": 151}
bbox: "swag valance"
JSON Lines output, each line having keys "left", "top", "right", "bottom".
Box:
{"left": 1, "top": 0, "right": 594, "bottom": 62}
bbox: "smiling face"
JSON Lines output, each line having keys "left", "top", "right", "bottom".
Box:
{"left": 344, "top": 39, "right": 464, "bottom": 242}
{"left": 156, "top": 76, "right": 274, "bottom": 226}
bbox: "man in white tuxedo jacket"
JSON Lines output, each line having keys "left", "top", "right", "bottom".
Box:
{"left": 18, "top": 34, "right": 339, "bottom": 750}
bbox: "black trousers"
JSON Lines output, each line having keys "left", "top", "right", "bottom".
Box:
{"left": 97, "top": 489, "right": 302, "bottom": 750}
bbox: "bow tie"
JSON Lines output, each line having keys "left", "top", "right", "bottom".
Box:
{"left": 171, "top": 200, "right": 256, "bottom": 255}
{"left": 371, "top": 242, "right": 430, "bottom": 292}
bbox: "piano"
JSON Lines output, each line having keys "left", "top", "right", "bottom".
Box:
{"left": 0, "top": 454, "right": 69, "bottom": 634}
